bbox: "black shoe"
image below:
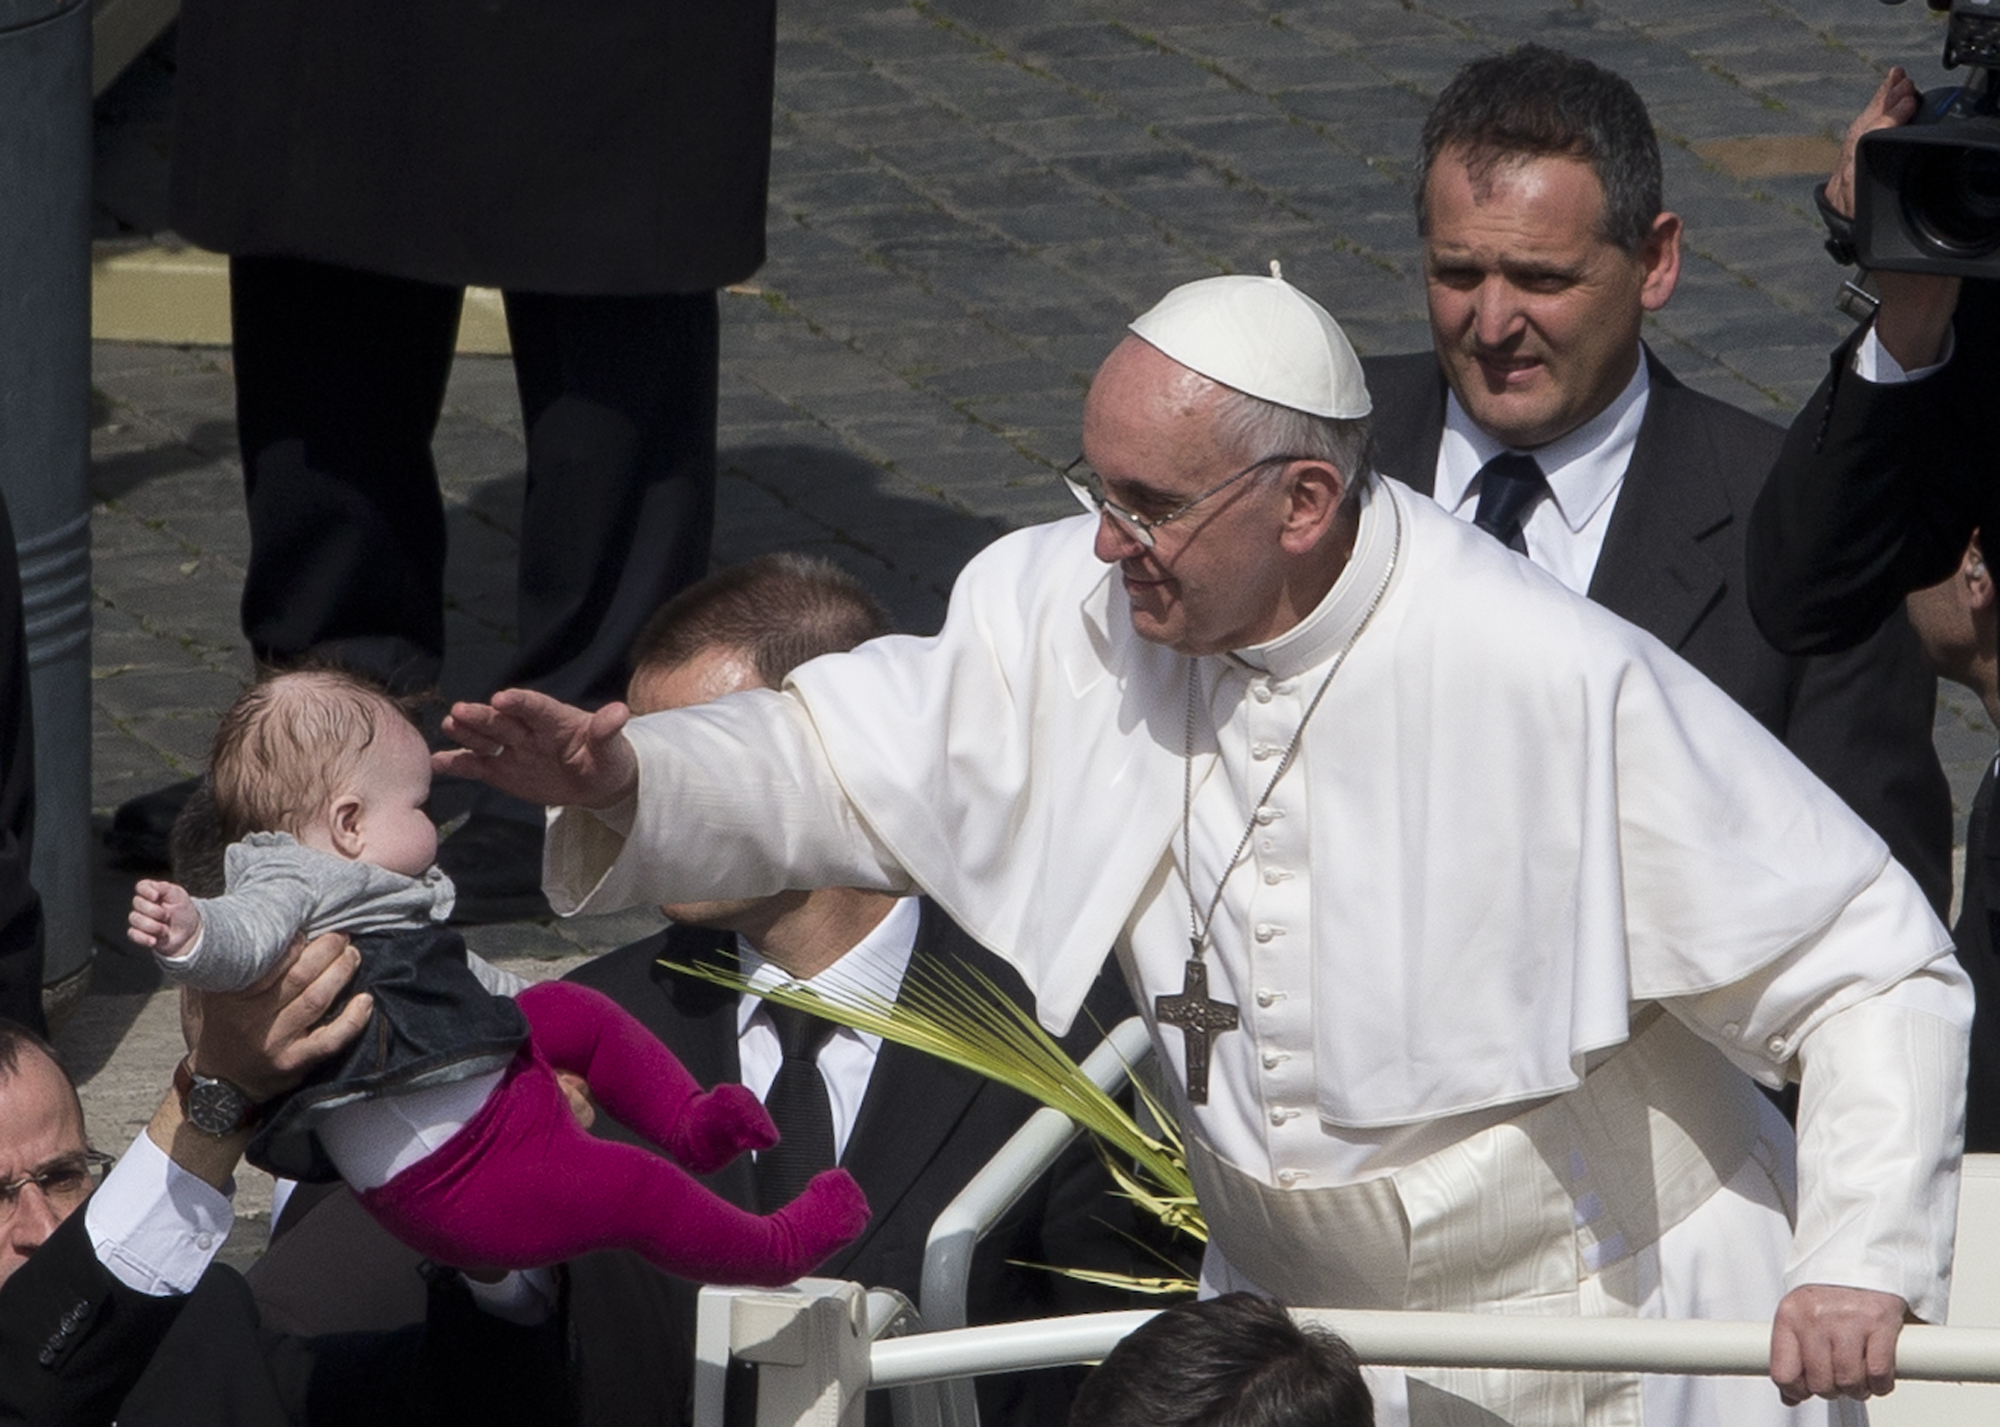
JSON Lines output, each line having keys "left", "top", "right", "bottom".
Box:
{"left": 106, "top": 777, "right": 201, "bottom": 868}
{"left": 434, "top": 814, "right": 549, "bottom": 924}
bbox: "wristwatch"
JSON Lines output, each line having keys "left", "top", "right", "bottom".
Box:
{"left": 173, "top": 1057, "right": 263, "bottom": 1136}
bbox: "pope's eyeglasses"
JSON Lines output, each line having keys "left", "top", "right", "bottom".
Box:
{"left": 1062, "top": 453, "right": 1315, "bottom": 549}
{"left": 0, "top": 1150, "right": 114, "bottom": 1223}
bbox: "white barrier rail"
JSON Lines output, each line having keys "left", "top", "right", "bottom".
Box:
{"left": 904, "top": 1015, "right": 1156, "bottom": 1427}
{"left": 917, "top": 1013, "right": 1157, "bottom": 1331}
{"left": 868, "top": 1309, "right": 2000, "bottom": 1388}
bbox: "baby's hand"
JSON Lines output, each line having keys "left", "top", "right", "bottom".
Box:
{"left": 129, "top": 879, "right": 201, "bottom": 958}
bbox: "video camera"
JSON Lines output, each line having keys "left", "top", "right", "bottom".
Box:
{"left": 1854, "top": 0, "right": 2000, "bottom": 276}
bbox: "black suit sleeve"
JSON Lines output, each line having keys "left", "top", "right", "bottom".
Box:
{"left": 1748, "top": 284, "right": 1999, "bottom": 655}
{"left": 0, "top": 1211, "right": 185, "bottom": 1426}
{"left": 1779, "top": 608, "right": 1955, "bottom": 913}
{"left": 0, "top": 1208, "right": 572, "bottom": 1427}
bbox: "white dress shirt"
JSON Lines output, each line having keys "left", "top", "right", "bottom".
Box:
{"left": 1853, "top": 321, "right": 1955, "bottom": 384}
{"left": 734, "top": 894, "right": 921, "bottom": 1162}
{"left": 84, "top": 1117, "right": 552, "bottom": 1320}
{"left": 1431, "top": 357, "right": 1650, "bottom": 595}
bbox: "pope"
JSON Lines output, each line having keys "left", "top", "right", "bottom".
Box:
{"left": 437, "top": 271, "right": 1969, "bottom": 1427}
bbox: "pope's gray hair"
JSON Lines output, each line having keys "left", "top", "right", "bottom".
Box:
{"left": 1208, "top": 386, "right": 1374, "bottom": 506}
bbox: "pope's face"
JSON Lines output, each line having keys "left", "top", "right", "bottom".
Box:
{"left": 1422, "top": 147, "right": 1680, "bottom": 450}
{"left": 1081, "top": 339, "right": 1297, "bottom": 657}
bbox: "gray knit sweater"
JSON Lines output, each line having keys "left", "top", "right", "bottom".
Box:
{"left": 161, "top": 832, "right": 458, "bottom": 993}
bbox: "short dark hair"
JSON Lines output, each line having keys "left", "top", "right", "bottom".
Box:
{"left": 1067, "top": 1294, "right": 1374, "bottom": 1427}
{"left": 1417, "top": 44, "right": 1662, "bottom": 253}
{"left": 170, "top": 775, "right": 229, "bottom": 899}
{"left": 629, "top": 553, "right": 895, "bottom": 689}
{"left": 0, "top": 1018, "right": 70, "bottom": 1089}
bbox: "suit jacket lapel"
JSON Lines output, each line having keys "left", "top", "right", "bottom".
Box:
{"left": 1362, "top": 352, "right": 1448, "bottom": 497}
{"left": 822, "top": 902, "right": 994, "bottom": 1278}
{"left": 648, "top": 926, "right": 758, "bottom": 1210}
{"left": 1585, "top": 351, "right": 1731, "bottom": 651}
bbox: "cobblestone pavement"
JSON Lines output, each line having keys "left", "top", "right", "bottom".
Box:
{"left": 69, "top": 0, "right": 1998, "bottom": 1254}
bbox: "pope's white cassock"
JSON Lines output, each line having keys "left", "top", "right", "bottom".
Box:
{"left": 546, "top": 475, "right": 1968, "bottom": 1427}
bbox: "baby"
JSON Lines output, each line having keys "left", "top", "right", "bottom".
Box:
{"left": 129, "top": 668, "right": 867, "bottom": 1282}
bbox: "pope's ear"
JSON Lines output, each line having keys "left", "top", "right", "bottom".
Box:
{"left": 1278, "top": 459, "right": 1348, "bottom": 555}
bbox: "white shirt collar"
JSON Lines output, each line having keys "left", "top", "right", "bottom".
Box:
{"left": 1434, "top": 355, "right": 1650, "bottom": 538}
{"left": 734, "top": 894, "right": 922, "bottom": 1037}
{"left": 1236, "top": 476, "right": 1398, "bottom": 680}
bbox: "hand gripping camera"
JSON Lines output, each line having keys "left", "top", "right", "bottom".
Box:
{"left": 1855, "top": 0, "right": 2000, "bottom": 275}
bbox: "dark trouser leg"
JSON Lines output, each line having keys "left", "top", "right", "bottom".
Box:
{"left": 0, "top": 493, "right": 42, "bottom": 1032}
{"left": 498, "top": 289, "right": 718, "bottom": 710}
{"left": 230, "top": 254, "right": 463, "bottom": 695}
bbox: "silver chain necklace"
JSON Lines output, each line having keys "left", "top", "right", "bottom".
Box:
{"left": 1157, "top": 494, "right": 1402, "bottom": 1103}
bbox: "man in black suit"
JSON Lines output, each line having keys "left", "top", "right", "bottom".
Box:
{"left": 0, "top": 939, "right": 567, "bottom": 1427}
{"left": 254, "top": 554, "right": 1174, "bottom": 1426}
{"left": 111, "top": 0, "right": 782, "bottom": 915}
{"left": 1362, "top": 44, "right": 1951, "bottom": 911}
{"left": 1746, "top": 68, "right": 2000, "bottom": 1147}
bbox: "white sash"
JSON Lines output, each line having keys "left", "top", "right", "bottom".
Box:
{"left": 1185, "top": 1011, "right": 1768, "bottom": 1426}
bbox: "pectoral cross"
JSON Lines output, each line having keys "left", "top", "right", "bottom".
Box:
{"left": 1155, "top": 955, "right": 1239, "bottom": 1105}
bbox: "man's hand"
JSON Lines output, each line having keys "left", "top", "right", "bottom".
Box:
{"left": 1828, "top": 65, "right": 1960, "bottom": 369}
{"left": 1770, "top": 1284, "right": 1908, "bottom": 1403}
{"left": 151, "top": 934, "right": 371, "bottom": 1191}
{"left": 555, "top": 1070, "right": 596, "bottom": 1131}
{"left": 129, "top": 878, "right": 200, "bottom": 956}
{"left": 434, "top": 688, "right": 636, "bottom": 811}
{"left": 1825, "top": 66, "right": 1920, "bottom": 221}
{"left": 186, "top": 932, "right": 372, "bottom": 1103}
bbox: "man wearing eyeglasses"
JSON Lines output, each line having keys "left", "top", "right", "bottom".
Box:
{"left": 442, "top": 266, "right": 1969, "bottom": 1425}
{"left": 0, "top": 939, "right": 569, "bottom": 1426}
{"left": 1360, "top": 45, "right": 1951, "bottom": 921}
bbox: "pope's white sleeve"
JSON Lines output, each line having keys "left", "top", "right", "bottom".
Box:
{"left": 83, "top": 1130, "right": 235, "bottom": 1296}
{"left": 1784, "top": 956, "right": 1970, "bottom": 1322}
{"left": 544, "top": 689, "right": 909, "bottom": 916}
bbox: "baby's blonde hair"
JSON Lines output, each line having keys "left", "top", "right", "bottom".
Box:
{"left": 209, "top": 669, "right": 416, "bottom": 844}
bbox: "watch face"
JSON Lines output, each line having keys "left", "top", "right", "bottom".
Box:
{"left": 187, "top": 1077, "right": 251, "bottom": 1135}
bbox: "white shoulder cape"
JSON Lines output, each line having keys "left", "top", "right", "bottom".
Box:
{"left": 551, "top": 479, "right": 1936, "bottom": 1125}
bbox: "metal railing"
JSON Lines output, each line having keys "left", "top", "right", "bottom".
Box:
{"left": 869, "top": 1309, "right": 2000, "bottom": 1387}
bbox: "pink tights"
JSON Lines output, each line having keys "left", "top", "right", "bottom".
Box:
{"left": 358, "top": 980, "right": 868, "bottom": 1284}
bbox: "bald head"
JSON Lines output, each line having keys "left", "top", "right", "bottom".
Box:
{"left": 0, "top": 1025, "right": 88, "bottom": 1286}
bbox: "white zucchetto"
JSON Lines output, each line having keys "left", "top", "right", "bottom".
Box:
{"left": 1128, "top": 262, "right": 1372, "bottom": 420}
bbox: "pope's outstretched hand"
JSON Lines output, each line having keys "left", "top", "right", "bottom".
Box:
{"left": 434, "top": 689, "right": 638, "bottom": 810}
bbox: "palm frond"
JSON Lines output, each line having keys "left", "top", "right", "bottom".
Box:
{"left": 666, "top": 954, "right": 1198, "bottom": 1215}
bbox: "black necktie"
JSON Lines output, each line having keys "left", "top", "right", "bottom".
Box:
{"left": 1471, "top": 452, "right": 1546, "bottom": 554}
{"left": 754, "top": 1001, "right": 839, "bottom": 1212}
